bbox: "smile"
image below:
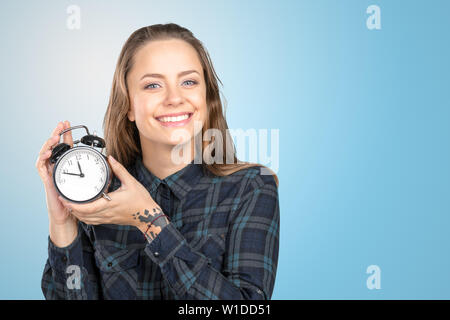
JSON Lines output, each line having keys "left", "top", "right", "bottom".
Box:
{"left": 155, "top": 112, "right": 193, "bottom": 127}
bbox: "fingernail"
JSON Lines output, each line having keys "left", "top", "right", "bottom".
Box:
{"left": 109, "top": 155, "right": 117, "bottom": 164}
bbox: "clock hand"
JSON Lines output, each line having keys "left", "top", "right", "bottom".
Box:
{"left": 77, "top": 160, "right": 85, "bottom": 178}
{"left": 62, "top": 172, "right": 82, "bottom": 177}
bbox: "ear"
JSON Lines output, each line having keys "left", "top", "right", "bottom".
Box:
{"left": 127, "top": 107, "right": 135, "bottom": 122}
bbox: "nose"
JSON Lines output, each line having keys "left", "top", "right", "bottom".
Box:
{"left": 164, "top": 84, "right": 184, "bottom": 107}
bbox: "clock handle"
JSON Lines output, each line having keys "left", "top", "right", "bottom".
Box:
{"left": 59, "top": 125, "right": 90, "bottom": 137}
{"left": 59, "top": 125, "right": 107, "bottom": 153}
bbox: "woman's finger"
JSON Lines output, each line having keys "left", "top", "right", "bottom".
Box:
{"left": 70, "top": 210, "right": 106, "bottom": 225}
{"left": 36, "top": 136, "right": 61, "bottom": 181}
{"left": 35, "top": 150, "right": 52, "bottom": 177}
{"left": 36, "top": 122, "right": 67, "bottom": 183}
{"left": 38, "top": 135, "right": 59, "bottom": 158}
{"left": 70, "top": 211, "right": 89, "bottom": 224}
{"left": 58, "top": 195, "right": 111, "bottom": 215}
{"left": 38, "top": 123, "right": 63, "bottom": 157}
{"left": 36, "top": 135, "right": 60, "bottom": 169}
{"left": 63, "top": 120, "right": 73, "bottom": 147}
{"left": 107, "top": 155, "right": 136, "bottom": 187}
{"left": 69, "top": 209, "right": 85, "bottom": 220}
{"left": 37, "top": 122, "right": 64, "bottom": 165}
{"left": 51, "top": 121, "right": 64, "bottom": 137}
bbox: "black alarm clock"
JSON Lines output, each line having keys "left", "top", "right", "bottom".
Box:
{"left": 50, "top": 125, "right": 112, "bottom": 203}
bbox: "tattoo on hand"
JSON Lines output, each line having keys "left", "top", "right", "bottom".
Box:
{"left": 132, "top": 207, "right": 162, "bottom": 223}
{"left": 132, "top": 207, "right": 169, "bottom": 243}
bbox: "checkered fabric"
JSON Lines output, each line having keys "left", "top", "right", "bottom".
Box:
{"left": 41, "top": 155, "right": 280, "bottom": 299}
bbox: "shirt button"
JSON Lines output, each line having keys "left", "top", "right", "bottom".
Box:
{"left": 257, "top": 289, "right": 263, "bottom": 295}
{"left": 154, "top": 252, "right": 160, "bottom": 257}
{"left": 61, "top": 256, "right": 67, "bottom": 263}
{"left": 107, "top": 262, "right": 113, "bottom": 267}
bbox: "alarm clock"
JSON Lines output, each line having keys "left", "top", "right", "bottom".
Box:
{"left": 50, "top": 125, "right": 112, "bottom": 203}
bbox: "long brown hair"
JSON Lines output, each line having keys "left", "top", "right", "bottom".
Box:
{"left": 103, "top": 23, "right": 278, "bottom": 187}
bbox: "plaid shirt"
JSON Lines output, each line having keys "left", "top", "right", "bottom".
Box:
{"left": 41, "top": 156, "right": 280, "bottom": 300}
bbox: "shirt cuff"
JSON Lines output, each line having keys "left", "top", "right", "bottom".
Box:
{"left": 144, "top": 223, "right": 185, "bottom": 265}
{"left": 144, "top": 222, "right": 209, "bottom": 271}
{"left": 48, "top": 223, "right": 84, "bottom": 278}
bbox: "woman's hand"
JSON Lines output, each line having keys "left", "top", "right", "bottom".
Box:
{"left": 58, "top": 155, "right": 170, "bottom": 239}
{"left": 36, "top": 120, "right": 79, "bottom": 247}
{"left": 36, "top": 120, "right": 77, "bottom": 225}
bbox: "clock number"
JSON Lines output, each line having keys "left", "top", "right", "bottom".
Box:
{"left": 68, "top": 159, "right": 73, "bottom": 166}
{"left": 60, "top": 178, "right": 66, "bottom": 184}
{"left": 75, "top": 154, "right": 82, "bottom": 161}
{"left": 94, "top": 157, "right": 99, "bottom": 164}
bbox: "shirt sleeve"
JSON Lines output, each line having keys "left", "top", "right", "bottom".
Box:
{"left": 143, "top": 173, "right": 280, "bottom": 300}
{"left": 41, "top": 221, "right": 101, "bottom": 299}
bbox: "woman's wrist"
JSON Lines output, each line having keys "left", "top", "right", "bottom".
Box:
{"left": 141, "top": 215, "right": 170, "bottom": 243}
{"left": 49, "top": 215, "right": 78, "bottom": 248}
{"left": 132, "top": 200, "right": 170, "bottom": 241}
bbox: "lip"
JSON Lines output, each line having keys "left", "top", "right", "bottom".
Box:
{"left": 155, "top": 112, "right": 193, "bottom": 127}
{"left": 155, "top": 111, "right": 193, "bottom": 118}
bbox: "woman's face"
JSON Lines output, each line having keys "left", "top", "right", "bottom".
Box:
{"left": 126, "top": 39, "right": 207, "bottom": 147}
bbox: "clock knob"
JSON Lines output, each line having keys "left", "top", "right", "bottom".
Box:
{"left": 50, "top": 143, "right": 71, "bottom": 164}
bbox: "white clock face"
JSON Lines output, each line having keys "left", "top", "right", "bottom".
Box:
{"left": 54, "top": 147, "right": 109, "bottom": 202}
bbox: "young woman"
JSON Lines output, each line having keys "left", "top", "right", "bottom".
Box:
{"left": 37, "top": 23, "right": 279, "bottom": 300}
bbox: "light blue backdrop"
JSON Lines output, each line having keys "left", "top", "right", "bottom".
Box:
{"left": 1, "top": 0, "right": 449, "bottom": 299}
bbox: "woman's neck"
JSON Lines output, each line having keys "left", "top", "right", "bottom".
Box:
{"left": 140, "top": 136, "right": 195, "bottom": 180}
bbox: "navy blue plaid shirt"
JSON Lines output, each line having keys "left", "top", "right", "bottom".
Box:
{"left": 41, "top": 156, "right": 280, "bottom": 299}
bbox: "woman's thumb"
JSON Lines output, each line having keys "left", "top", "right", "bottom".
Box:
{"left": 108, "top": 155, "right": 131, "bottom": 185}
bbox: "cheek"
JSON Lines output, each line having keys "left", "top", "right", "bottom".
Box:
{"left": 132, "top": 94, "right": 156, "bottom": 121}
{"left": 190, "top": 93, "right": 207, "bottom": 120}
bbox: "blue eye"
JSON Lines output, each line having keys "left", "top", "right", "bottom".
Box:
{"left": 183, "top": 80, "right": 197, "bottom": 86}
{"left": 145, "top": 83, "right": 160, "bottom": 89}
{"left": 144, "top": 80, "right": 197, "bottom": 90}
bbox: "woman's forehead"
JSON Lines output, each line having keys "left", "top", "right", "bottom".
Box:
{"left": 134, "top": 40, "right": 202, "bottom": 70}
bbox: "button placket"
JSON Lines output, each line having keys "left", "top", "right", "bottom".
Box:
{"left": 158, "top": 182, "right": 172, "bottom": 217}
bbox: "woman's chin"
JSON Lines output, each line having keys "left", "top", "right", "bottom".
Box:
{"left": 167, "top": 136, "right": 193, "bottom": 146}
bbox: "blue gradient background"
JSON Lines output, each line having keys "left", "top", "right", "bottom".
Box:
{"left": 1, "top": 0, "right": 449, "bottom": 299}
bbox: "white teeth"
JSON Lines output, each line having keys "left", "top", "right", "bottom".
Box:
{"left": 158, "top": 113, "right": 190, "bottom": 123}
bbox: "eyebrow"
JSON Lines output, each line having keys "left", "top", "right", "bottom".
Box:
{"left": 140, "top": 70, "right": 200, "bottom": 80}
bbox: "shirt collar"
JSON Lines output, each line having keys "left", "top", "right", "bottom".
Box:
{"left": 133, "top": 155, "right": 204, "bottom": 200}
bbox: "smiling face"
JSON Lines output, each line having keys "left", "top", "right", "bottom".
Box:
{"left": 126, "top": 39, "right": 207, "bottom": 148}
